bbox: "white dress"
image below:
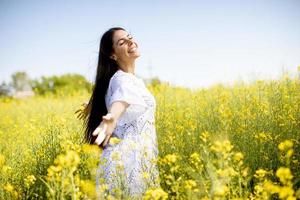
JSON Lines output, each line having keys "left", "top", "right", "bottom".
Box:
{"left": 96, "top": 69, "right": 160, "bottom": 199}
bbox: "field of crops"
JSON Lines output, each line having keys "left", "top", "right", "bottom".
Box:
{"left": 0, "top": 75, "right": 299, "bottom": 199}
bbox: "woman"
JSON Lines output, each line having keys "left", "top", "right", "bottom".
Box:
{"left": 77, "top": 27, "right": 160, "bottom": 198}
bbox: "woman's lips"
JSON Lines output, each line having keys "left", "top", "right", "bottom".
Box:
{"left": 128, "top": 47, "right": 137, "bottom": 53}
{"left": 128, "top": 43, "right": 138, "bottom": 53}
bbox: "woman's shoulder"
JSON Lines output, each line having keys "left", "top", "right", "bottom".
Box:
{"left": 110, "top": 69, "right": 139, "bottom": 86}
{"left": 107, "top": 70, "right": 132, "bottom": 93}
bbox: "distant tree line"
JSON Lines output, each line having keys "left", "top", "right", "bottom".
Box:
{"left": 0, "top": 71, "right": 162, "bottom": 97}
{"left": 0, "top": 72, "right": 92, "bottom": 97}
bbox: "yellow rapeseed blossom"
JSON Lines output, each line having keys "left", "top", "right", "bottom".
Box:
{"left": 48, "top": 165, "right": 62, "bottom": 175}
{"left": 183, "top": 179, "right": 198, "bottom": 191}
{"left": 1, "top": 75, "right": 300, "bottom": 199}
{"left": 278, "top": 140, "right": 293, "bottom": 151}
{"left": 162, "top": 154, "right": 178, "bottom": 164}
{"left": 190, "top": 152, "right": 201, "bottom": 163}
{"left": 111, "top": 151, "right": 121, "bottom": 161}
{"left": 254, "top": 132, "right": 272, "bottom": 143}
{"left": 210, "top": 140, "right": 233, "bottom": 154}
{"left": 116, "top": 163, "right": 124, "bottom": 171}
{"left": 54, "top": 150, "right": 80, "bottom": 169}
{"left": 82, "top": 143, "right": 102, "bottom": 155}
{"left": 278, "top": 187, "right": 295, "bottom": 199}
{"left": 24, "top": 175, "right": 36, "bottom": 188}
{"left": 254, "top": 168, "right": 268, "bottom": 179}
{"left": 217, "top": 167, "right": 238, "bottom": 177}
{"left": 79, "top": 179, "right": 97, "bottom": 198}
{"left": 143, "top": 187, "right": 168, "bottom": 200}
{"left": 233, "top": 152, "right": 244, "bottom": 162}
{"left": 4, "top": 183, "right": 14, "bottom": 193}
{"left": 109, "top": 137, "right": 121, "bottom": 145}
{"left": 200, "top": 131, "right": 210, "bottom": 143}
{"left": 0, "top": 154, "right": 5, "bottom": 167}
{"left": 1, "top": 165, "right": 12, "bottom": 176}
{"left": 143, "top": 172, "right": 150, "bottom": 180}
{"left": 189, "top": 152, "right": 203, "bottom": 171}
{"left": 276, "top": 167, "right": 293, "bottom": 185}
{"left": 213, "top": 183, "right": 229, "bottom": 196}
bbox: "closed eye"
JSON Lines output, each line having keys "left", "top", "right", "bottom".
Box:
{"left": 119, "top": 34, "right": 133, "bottom": 46}
{"left": 119, "top": 40, "right": 125, "bottom": 46}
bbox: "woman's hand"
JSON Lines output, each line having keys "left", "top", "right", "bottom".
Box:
{"left": 92, "top": 113, "right": 117, "bottom": 147}
{"left": 75, "top": 101, "right": 91, "bottom": 120}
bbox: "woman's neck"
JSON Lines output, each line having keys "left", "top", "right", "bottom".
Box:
{"left": 118, "top": 61, "right": 135, "bottom": 75}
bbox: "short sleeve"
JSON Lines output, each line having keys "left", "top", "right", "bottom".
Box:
{"left": 107, "top": 74, "right": 148, "bottom": 126}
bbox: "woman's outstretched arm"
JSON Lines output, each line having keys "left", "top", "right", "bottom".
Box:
{"left": 94, "top": 101, "right": 129, "bottom": 147}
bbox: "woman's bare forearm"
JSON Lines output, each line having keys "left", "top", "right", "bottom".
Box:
{"left": 108, "top": 101, "right": 129, "bottom": 123}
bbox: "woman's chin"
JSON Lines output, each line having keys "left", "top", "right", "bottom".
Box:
{"left": 131, "top": 52, "right": 141, "bottom": 59}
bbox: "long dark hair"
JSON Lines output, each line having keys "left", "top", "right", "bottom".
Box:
{"left": 84, "top": 27, "right": 125, "bottom": 144}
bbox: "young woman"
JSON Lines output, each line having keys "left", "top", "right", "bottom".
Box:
{"left": 78, "top": 27, "right": 160, "bottom": 198}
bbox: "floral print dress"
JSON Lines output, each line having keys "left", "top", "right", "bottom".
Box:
{"left": 96, "top": 69, "right": 160, "bottom": 199}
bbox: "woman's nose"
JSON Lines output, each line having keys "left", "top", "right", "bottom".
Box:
{"left": 127, "top": 39, "right": 133, "bottom": 45}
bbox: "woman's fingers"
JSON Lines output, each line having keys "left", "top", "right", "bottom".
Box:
{"left": 102, "top": 134, "right": 111, "bottom": 147}
{"left": 92, "top": 113, "right": 115, "bottom": 146}
{"left": 94, "top": 129, "right": 107, "bottom": 145}
{"left": 92, "top": 126, "right": 100, "bottom": 136}
{"left": 102, "top": 113, "right": 112, "bottom": 121}
{"left": 92, "top": 123, "right": 107, "bottom": 136}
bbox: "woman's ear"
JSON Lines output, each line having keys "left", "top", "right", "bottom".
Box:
{"left": 110, "top": 55, "right": 117, "bottom": 61}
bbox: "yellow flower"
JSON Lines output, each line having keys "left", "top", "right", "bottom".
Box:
{"left": 276, "top": 167, "right": 293, "bottom": 185}
{"left": 287, "top": 149, "right": 294, "bottom": 158}
{"left": 109, "top": 137, "right": 121, "bottom": 145}
{"left": 4, "top": 183, "right": 14, "bottom": 193}
{"left": 210, "top": 140, "right": 233, "bottom": 154}
{"left": 254, "top": 168, "right": 268, "bottom": 179}
{"left": 1, "top": 165, "right": 12, "bottom": 175}
{"left": 278, "top": 186, "right": 295, "bottom": 199}
{"left": 98, "top": 183, "right": 109, "bottom": 194}
{"left": 214, "top": 184, "right": 229, "bottom": 196}
{"left": 82, "top": 144, "right": 102, "bottom": 155}
{"left": 163, "top": 154, "right": 178, "bottom": 164}
{"left": 190, "top": 152, "right": 201, "bottom": 163}
{"left": 200, "top": 131, "right": 210, "bottom": 143}
{"left": 143, "top": 187, "right": 168, "bottom": 200}
{"left": 254, "top": 185, "right": 264, "bottom": 194}
{"left": 254, "top": 132, "right": 272, "bottom": 143}
{"left": 116, "top": 163, "right": 124, "bottom": 171}
{"left": 24, "top": 175, "right": 36, "bottom": 188}
{"left": 80, "top": 179, "right": 97, "bottom": 198}
{"left": 0, "top": 154, "right": 5, "bottom": 167}
{"left": 223, "top": 140, "right": 233, "bottom": 152}
{"left": 278, "top": 140, "right": 293, "bottom": 151}
{"left": 189, "top": 152, "right": 203, "bottom": 171}
{"left": 183, "top": 179, "right": 197, "bottom": 191}
{"left": 111, "top": 151, "right": 121, "bottom": 161}
{"left": 217, "top": 167, "right": 238, "bottom": 177}
{"left": 242, "top": 167, "right": 249, "bottom": 177}
{"left": 143, "top": 172, "right": 150, "bottom": 180}
{"left": 233, "top": 152, "right": 244, "bottom": 162}
{"left": 54, "top": 150, "right": 80, "bottom": 168}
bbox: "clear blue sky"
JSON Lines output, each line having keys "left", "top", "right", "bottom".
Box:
{"left": 0, "top": 0, "right": 299, "bottom": 89}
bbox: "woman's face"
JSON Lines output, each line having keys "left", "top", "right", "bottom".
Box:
{"left": 111, "top": 30, "right": 140, "bottom": 63}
